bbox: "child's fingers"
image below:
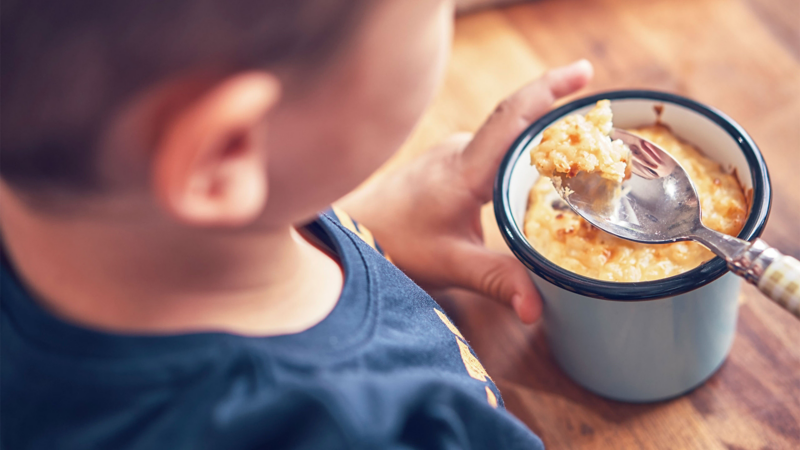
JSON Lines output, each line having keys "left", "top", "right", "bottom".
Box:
{"left": 446, "top": 241, "right": 543, "bottom": 324}
{"left": 461, "top": 59, "right": 593, "bottom": 203}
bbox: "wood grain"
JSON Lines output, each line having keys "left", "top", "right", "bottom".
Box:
{"left": 387, "top": 0, "right": 800, "bottom": 448}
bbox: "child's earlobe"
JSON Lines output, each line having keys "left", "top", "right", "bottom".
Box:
{"left": 151, "top": 72, "right": 281, "bottom": 228}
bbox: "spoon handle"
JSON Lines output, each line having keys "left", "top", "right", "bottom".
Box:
{"left": 692, "top": 228, "right": 800, "bottom": 318}
{"left": 757, "top": 254, "right": 800, "bottom": 318}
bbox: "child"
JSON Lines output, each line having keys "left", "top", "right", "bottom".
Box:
{"left": 0, "top": 0, "right": 592, "bottom": 448}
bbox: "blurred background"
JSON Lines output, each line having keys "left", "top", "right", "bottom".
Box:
{"left": 388, "top": 0, "right": 800, "bottom": 449}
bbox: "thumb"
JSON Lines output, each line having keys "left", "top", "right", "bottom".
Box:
{"left": 461, "top": 59, "right": 594, "bottom": 203}
{"left": 447, "top": 242, "right": 543, "bottom": 323}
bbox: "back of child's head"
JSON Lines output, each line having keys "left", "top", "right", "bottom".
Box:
{"left": 2, "top": 0, "right": 452, "bottom": 230}
{"left": 1, "top": 0, "right": 366, "bottom": 196}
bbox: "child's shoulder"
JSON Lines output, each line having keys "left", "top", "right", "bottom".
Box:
{"left": 0, "top": 215, "right": 543, "bottom": 449}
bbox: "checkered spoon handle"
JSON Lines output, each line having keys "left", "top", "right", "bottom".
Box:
{"left": 727, "top": 239, "right": 800, "bottom": 318}
{"left": 757, "top": 254, "right": 800, "bottom": 318}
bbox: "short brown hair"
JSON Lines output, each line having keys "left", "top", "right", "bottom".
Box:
{"left": 1, "top": 0, "right": 366, "bottom": 193}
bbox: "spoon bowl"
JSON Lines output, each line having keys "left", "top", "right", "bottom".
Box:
{"left": 556, "top": 128, "right": 701, "bottom": 244}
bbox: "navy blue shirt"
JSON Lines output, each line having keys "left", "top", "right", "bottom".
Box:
{"left": 1, "top": 211, "right": 544, "bottom": 449}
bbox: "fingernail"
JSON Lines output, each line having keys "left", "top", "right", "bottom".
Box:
{"left": 571, "top": 59, "right": 591, "bottom": 70}
{"left": 513, "top": 294, "right": 537, "bottom": 324}
{"left": 581, "top": 59, "right": 594, "bottom": 72}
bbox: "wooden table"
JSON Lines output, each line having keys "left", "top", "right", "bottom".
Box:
{"left": 389, "top": 0, "right": 800, "bottom": 448}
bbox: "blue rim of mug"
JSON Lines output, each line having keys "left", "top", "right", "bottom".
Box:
{"left": 493, "top": 90, "right": 772, "bottom": 301}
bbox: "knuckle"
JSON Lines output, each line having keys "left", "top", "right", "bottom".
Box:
{"left": 442, "top": 133, "right": 473, "bottom": 159}
{"left": 492, "top": 98, "right": 520, "bottom": 120}
{"left": 479, "top": 258, "right": 512, "bottom": 300}
{"left": 539, "top": 72, "right": 558, "bottom": 102}
{"left": 449, "top": 131, "right": 474, "bottom": 145}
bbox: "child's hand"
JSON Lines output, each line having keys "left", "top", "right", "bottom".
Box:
{"left": 337, "top": 60, "right": 593, "bottom": 323}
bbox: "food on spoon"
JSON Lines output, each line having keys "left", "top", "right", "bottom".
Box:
{"left": 524, "top": 109, "right": 748, "bottom": 282}
{"left": 529, "top": 100, "right": 630, "bottom": 183}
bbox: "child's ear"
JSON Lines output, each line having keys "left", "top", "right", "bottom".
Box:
{"left": 153, "top": 72, "right": 281, "bottom": 227}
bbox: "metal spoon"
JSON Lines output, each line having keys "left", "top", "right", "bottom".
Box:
{"left": 553, "top": 128, "right": 800, "bottom": 317}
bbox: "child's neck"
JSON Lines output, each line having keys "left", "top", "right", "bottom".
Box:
{"left": 0, "top": 193, "right": 344, "bottom": 336}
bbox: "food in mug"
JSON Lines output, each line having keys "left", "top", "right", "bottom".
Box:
{"left": 529, "top": 100, "right": 629, "bottom": 183}
{"left": 523, "top": 106, "right": 748, "bottom": 282}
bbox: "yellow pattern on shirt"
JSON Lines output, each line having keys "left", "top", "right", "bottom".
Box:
{"left": 331, "top": 205, "right": 377, "bottom": 251}
{"left": 331, "top": 206, "right": 391, "bottom": 262}
{"left": 485, "top": 386, "right": 498, "bottom": 408}
{"left": 434, "top": 308, "right": 497, "bottom": 407}
{"left": 434, "top": 309, "right": 464, "bottom": 340}
{"left": 456, "top": 338, "right": 490, "bottom": 382}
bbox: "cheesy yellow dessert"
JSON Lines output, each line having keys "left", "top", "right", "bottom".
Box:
{"left": 530, "top": 100, "right": 629, "bottom": 183}
{"left": 524, "top": 123, "right": 748, "bottom": 282}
